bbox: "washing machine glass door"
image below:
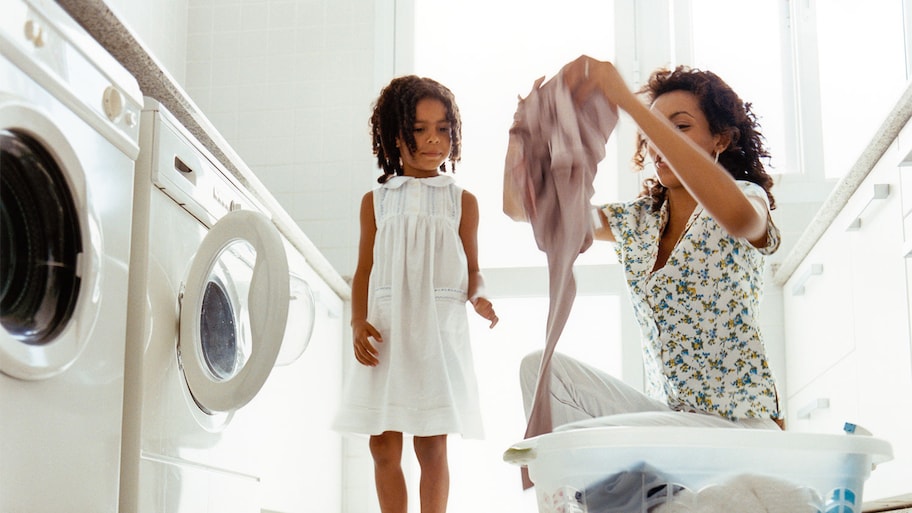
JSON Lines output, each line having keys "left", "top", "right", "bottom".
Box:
{"left": 179, "top": 209, "right": 289, "bottom": 414}
{"left": 274, "top": 272, "right": 316, "bottom": 366}
{"left": 0, "top": 124, "right": 95, "bottom": 380}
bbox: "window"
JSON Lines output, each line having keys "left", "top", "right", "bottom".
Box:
{"left": 690, "top": 1, "right": 791, "bottom": 175}
{"left": 412, "top": 0, "right": 618, "bottom": 269}
{"left": 813, "top": 0, "right": 908, "bottom": 178}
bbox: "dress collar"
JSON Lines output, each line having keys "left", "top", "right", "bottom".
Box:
{"left": 382, "top": 174, "right": 454, "bottom": 189}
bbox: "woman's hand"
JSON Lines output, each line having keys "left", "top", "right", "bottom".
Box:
{"left": 562, "top": 55, "right": 637, "bottom": 112}
{"left": 351, "top": 319, "right": 382, "bottom": 366}
{"left": 470, "top": 297, "right": 499, "bottom": 328}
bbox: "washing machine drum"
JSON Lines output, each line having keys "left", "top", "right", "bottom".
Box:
{"left": 1, "top": 129, "right": 85, "bottom": 378}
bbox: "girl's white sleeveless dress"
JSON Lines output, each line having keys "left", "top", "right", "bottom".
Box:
{"left": 333, "top": 175, "right": 484, "bottom": 439}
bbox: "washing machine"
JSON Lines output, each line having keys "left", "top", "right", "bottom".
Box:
{"left": 120, "top": 98, "right": 313, "bottom": 513}
{"left": 0, "top": 0, "right": 141, "bottom": 511}
{"left": 252, "top": 239, "right": 345, "bottom": 513}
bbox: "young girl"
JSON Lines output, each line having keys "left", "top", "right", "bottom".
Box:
{"left": 512, "top": 57, "right": 784, "bottom": 436}
{"left": 333, "top": 75, "right": 498, "bottom": 513}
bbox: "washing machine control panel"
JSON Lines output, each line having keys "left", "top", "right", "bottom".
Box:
{"left": 151, "top": 111, "right": 268, "bottom": 228}
{"left": 0, "top": 0, "right": 142, "bottom": 158}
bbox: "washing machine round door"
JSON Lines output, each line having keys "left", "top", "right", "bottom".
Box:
{"left": 0, "top": 107, "right": 99, "bottom": 380}
{"left": 179, "top": 209, "right": 289, "bottom": 414}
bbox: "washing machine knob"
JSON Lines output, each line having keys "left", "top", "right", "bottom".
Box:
{"left": 102, "top": 86, "right": 125, "bottom": 122}
{"left": 24, "top": 19, "right": 45, "bottom": 48}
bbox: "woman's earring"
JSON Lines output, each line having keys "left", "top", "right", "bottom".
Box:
{"left": 713, "top": 151, "right": 720, "bottom": 164}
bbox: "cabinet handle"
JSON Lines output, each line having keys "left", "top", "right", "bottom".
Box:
{"left": 797, "top": 398, "right": 830, "bottom": 419}
{"left": 846, "top": 183, "right": 890, "bottom": 231}
{"left": 791, "top": 263, "right": 823, "bottom": 296}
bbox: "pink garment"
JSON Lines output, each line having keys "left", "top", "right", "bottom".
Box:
{"left": 503, "top": 71, "right": 617, "bottom": 488}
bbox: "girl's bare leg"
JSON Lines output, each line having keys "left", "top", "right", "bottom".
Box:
{"left": 413, "top": 435, "right": 449, "bottom": 513}
{"left": 370, "top": 431, "right": 406, "bottom": 513}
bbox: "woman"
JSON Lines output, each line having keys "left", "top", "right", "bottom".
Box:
{"left": 515, "top": 56, "right": 783, "bottom": 432}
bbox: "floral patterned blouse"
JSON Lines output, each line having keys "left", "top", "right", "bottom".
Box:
{"left": 602, "top": 181, "right": 782, "bottom": 421}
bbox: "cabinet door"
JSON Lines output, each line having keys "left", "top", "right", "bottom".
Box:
{"left": 783, "top": 232, "right": 856, "bottom": 395}
{"left": 848, "top": 163, "right": 910, "bottom": 420}
{"left": 847, "top": 162, "right": 912, "bottom": 500}
{"left": 786, "top": 354, "right": 859, "bottom": 433}
{"left": 783, "top": 113, "right": 912, "bottom": 503}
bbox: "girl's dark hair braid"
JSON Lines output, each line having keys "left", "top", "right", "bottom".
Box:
{"left": 369, "top": 75, "right": 462, "bottom": 184}
{"left": 633, "top": 66, "right": 776, "bottom": 211}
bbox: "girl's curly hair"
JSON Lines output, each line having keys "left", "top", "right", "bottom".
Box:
{"left": 370, "top": 75, "right": 462, "bottom": 184}
{"left": 633, "top": 66, "right": 776, "bottom": 211}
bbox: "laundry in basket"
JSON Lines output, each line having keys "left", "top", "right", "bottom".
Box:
{"left": 504, "top": 426, "right": 893, "bottom": 513}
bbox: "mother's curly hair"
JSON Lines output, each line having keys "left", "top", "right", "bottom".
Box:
{"left": 370, "top": 75, "right": 462, "bottom": 184}
{"left": 634, "top": 66, "right": 776, "bottom": 211}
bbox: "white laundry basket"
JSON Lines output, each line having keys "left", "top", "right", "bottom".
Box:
{"left": 504, "top": 426, "right": 892, "bottom": 513}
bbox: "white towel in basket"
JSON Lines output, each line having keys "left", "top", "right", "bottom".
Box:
{"left": 651, "top": 473, "right": 818, "bottom": 513}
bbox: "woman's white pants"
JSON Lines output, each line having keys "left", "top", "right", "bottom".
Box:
{"left": 519, "top": 350, "right": 780, "bottom": 431}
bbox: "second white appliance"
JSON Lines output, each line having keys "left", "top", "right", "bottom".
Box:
{"left": 120, "top": 99, "right": 302, "bottom": 513}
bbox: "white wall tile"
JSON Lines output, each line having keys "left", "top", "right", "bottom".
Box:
{"left": 262, "top": 137, "right": 295, "bottom": 167}
{"left": 240, "top": 3, "right": 269, "bottom": 32}
{"left": 207, "top": 86, "right": 239, "bottom": 112}
{"left": 186, "top": 4, "right": 214, "bottom": 35}
{"left": 211, "top": 3, "right": 243, "bottom": 32}
{"left": 185, "top": 32, "right": 212, "bottom": 62}
{"left": 294, "top": 24, "right": 325, "bottom": 51}
{"left": 183, "top": 58, "right": 212, "bottom": 90}
{"left": 267, "top": 28, "right": 296, "bottom": 57}
{"left": 203, "top": 109, "right": 238, "bottom": 141}
{"left": 237, "top": 30, "right": 269, "bottom": 58}
{"left": 236, "top": 57, "right": 270, "bottom": 86}
{"left": 267, "top": 2, "right": 297, "bottom": 30}
{"left": 211, "top": 31, "right": 242, "bottom": 61}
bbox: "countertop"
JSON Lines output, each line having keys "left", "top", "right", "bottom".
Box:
{"left": 771, "top": 80, "right": 912, "bottom": 285}
{"left": 54, "top": 0, "right": 351, "bottom": 300}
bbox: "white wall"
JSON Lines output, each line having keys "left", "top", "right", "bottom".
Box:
{"left": 103, "top": 0, "right": 384, "bottom": 281}
{"left": 102, "top": 0, "right": 374, "bottom": 281}
{"left": 181, "top": 0, "right": 382, "bottom": 278}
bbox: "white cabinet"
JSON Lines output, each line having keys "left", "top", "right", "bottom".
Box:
{"left": 783, "top": 139, "right": 912, "bottom": 501}
{"left": 783, "top": 231, "right": 855, "bottom": 394}
{"left": 786, "top": 355, "right": 859, "bottom": 434}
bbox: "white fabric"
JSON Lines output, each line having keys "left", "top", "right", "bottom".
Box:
{"left": 333, "top": 175, "right": 484, "bottom": 438}
{"left": 651, "top": 474, "right": 819, "bottom": 513}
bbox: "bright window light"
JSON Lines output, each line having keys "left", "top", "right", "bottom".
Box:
{"left": 691, "top": 0, "right": 790, "bottom": 175}
{"left": 413, "top": 0, "right": 617, "bottom": 269}
{"left": 815, "top": 0, "right": 907, "bottom": 179}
